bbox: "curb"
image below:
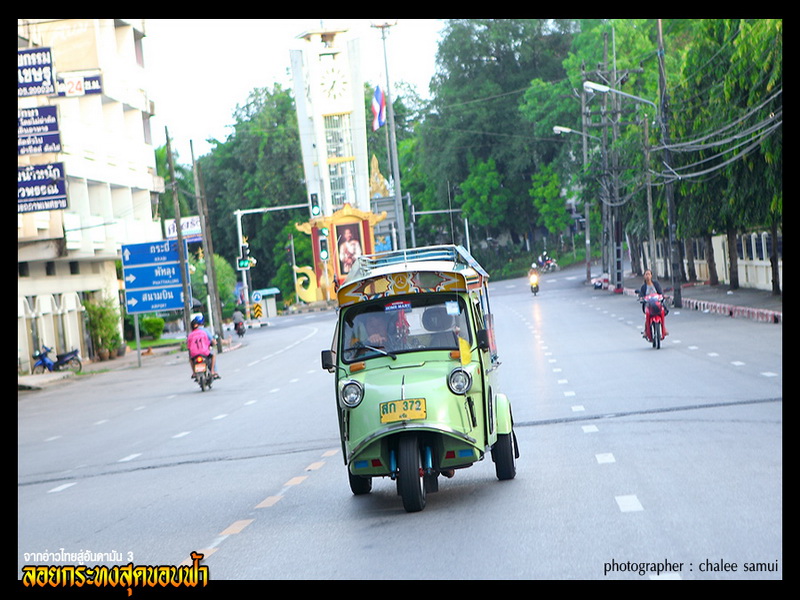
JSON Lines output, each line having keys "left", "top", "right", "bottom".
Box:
{"left": 679, "top": 297, "right": 782, "bottom": 324}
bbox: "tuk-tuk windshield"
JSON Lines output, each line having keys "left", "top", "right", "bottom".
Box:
{"left": 341, "top": 295, "right": 471, "bottom": 363}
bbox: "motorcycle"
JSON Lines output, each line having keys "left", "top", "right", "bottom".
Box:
{"left": 31, "top": 346, "right": 82, "bottom": 374}
{"left": 638, "top": 292, "right": 668, "bottom": 349}
{"left": 235, "top": 321, "right": 246, "bottom": 338}
{"left": 542, "top": 257, "right": 559, "bottom": 273}
{"left": 528, "top": 270, "right": 540, "bottom": 295}
{"left": 191, "top": 355, "right": 214, "bottom": 391}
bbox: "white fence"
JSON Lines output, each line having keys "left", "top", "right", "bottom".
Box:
{"left": 645, "top": 232, "right": 781, "bottom": 292}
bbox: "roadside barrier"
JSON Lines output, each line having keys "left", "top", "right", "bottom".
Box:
{"left": 621, "top": 287, "right": 782, "bottom": 324}
{"left": 681, "top": 298, "right": 782, "bottom": 324}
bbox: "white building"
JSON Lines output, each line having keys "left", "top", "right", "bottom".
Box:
{"left": 18, "top": 19, "right": 163, "bottom": 372}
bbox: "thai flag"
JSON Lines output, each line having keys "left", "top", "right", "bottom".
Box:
{"left": 371, "top": 86, "right": 386, "bottom": 131}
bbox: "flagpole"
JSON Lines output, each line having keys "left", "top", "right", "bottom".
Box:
{"left": 372, "top": 87, "right": 391, "bottom": 188}
{"left": 372, "top": 21, "right": 407, "bottom": 250}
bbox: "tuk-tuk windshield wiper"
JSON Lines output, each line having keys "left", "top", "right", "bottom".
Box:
{"left": 345, "top": 342, "right": 397, "bottom": 360}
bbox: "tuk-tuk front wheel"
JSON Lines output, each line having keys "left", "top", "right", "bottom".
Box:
{"left": 493, "top": 432, "right": 517, "bottom": 480}
{"left": 397, "top": 434, "right": 426, "bottom": 512}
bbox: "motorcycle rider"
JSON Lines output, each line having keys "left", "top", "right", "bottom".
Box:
{"left": 638, "top": 270, "right": 669, "bottom": 337}
{"left": 232, "top": 306, "right": 245, "bottom": 335}
{"left": 187, "top": 315, "right": 220, "bottom": 379}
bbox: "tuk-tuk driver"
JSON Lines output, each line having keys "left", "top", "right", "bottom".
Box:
{"left": 363, "top": 311, "right": 390, "bottom": 346}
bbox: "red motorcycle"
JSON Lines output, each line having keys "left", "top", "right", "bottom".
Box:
{"left": 191, "top": 355, "right": 214, "bottom": 391}
{"left": 639, "top": 293, "right": 668, "bottom": 349}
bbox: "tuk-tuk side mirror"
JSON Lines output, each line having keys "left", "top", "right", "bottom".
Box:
{"left": 476, "top": 329, "right": 490, "bottom": 352}
{"left": 321, "top": 350, "right": 336, "bottom": 372}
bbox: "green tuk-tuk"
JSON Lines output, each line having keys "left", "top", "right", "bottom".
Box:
{"left": 321, "top": 245, "right": 518, "bottom": 512}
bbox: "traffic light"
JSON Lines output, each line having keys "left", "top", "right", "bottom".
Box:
{"left": 310, "top": 193, "right": 321, "bottom": 217}
{"left": 319, "top": 237, "right": 329, "bottom": 261}
{"left": 237, "top": 243, "right": 251, "bottom": 270}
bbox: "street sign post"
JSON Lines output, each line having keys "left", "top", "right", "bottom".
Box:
{"left": 122, "top": 240, "right": 190, "bottom": 314}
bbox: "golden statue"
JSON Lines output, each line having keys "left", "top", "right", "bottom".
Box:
{"left": 370, "top": 155, "right": 390, "bottom": 198}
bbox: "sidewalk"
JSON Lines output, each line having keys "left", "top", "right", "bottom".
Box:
{"left": 621, "top": 274, "right": 782, "bottom": 324}
{"left": 19, "top": 338, "right": 243, "bottom": 392}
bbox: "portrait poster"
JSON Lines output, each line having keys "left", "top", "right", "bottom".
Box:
{"left": 336, "top": 223, "right": 363, "bottom": 276}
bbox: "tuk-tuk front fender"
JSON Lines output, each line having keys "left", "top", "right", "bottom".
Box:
{"left": 347, "top": 422, "right": 478, "bottom": 466}
{"left": 495, "top": 393, "right": 513, "bottom": 435}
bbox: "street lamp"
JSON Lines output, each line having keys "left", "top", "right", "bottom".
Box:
{"left": 584, "top": 81, "right": 657, "bottom": 111}
{"left": 553, "top": 125, "right": 600, "bottom": 283}
{"left": 553, "top": 125, "right": 599, "bottom": 140}
{"left": 583, "top": 80, "right": 678, "bottom": 301}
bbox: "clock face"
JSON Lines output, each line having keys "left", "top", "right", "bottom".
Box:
{"left": 320, "top": 65, "right": 349, "bottom": 100}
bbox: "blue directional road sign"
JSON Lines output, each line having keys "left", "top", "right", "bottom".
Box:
{"left": 123, "top": 263, "right": 186, "bottom": 289}
{"left": 122, "top": 240, "right": 190, "bottom": 314}
{"left": 122, "top": 239, "right": 180, "bottom": 266}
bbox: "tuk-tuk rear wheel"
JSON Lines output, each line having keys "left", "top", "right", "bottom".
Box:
{"left": 348, "top": 471, "right": 372, "bottom": 495}
{"left": 397, "top": 434, "right": 426, "bottom": 512}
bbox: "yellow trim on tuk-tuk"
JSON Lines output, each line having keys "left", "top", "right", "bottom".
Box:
{"left": 336, "top": 245, "right": 489, "bottom": 308}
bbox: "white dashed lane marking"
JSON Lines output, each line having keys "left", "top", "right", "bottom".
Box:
{"left": 615, "top": 495, "right": 644, "bottom": 512}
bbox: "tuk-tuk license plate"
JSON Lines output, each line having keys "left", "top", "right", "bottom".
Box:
{"left": 380, "top": 399, "right": 426, "bottom": 423}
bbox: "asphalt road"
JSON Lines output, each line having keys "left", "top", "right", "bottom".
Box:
{"left": 18, "top": 265, "right": 782, "bottom": 582}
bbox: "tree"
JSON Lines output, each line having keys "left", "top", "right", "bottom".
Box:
{"left": 529, "top": 164, "right": 572, "bottom": 247}
{"left": 198, "top": 85, "right": 307, "bottom": 293}
{"left": 189, "top": 252, "right": 238, "bottom": 319}
{"left": 458, "top": 156, "right": 512, "bottom": 233}
{"left": 154, "top": 144, "right": 195, "bottom": 229}
{"left": 672, "top": 19, "right": 782, "bottom": 291}
{"left": 419, "top": 19, "right": 576, "bottom": 245}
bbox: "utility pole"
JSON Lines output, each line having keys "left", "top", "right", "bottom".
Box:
{"left": 165, "top": 127, "right": 193, "bottom": 335}
{"left": 643, "top": 118, "right": 657, "bottom": 273}
{"left": 657, "top": 19, "right": 682, "bottom": 308}
{"left": 583, "top": 30, "right": 644, "bottom": 292}
{"left": 191, "top": 141, "right": 223, "bottom": 351}
{"left": 580, "top": 83, "right": 592, "bottom": 284}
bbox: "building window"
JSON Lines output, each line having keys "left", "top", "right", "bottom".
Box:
{"left": 134, "top": 30, "right": 145, "bottom": 67}
{"left": 70, "top": 261, "right": 80, "bottom": 275}
{"left": 46, "top": 261, "right": 56, "bottom": 276}
{"left": 142, "top": 113, "right": 152, "bottom": 145}
{"left": 324, "top": 113, "right": 355, "bottom": 206}
{"left": 19, "top": 263, "right": 30, "bottom": 277}
{"left": 764, "top": 233, "right": 782, "bottom": 259}
{"left": 754, "top": 234, "right": 765, "bottom": 260}
{"left": 328, "top": 160, "right": 356, "bottom": 205}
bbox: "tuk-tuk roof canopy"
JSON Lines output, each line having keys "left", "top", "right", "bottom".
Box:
{"left": 345, "top": 245, "right": 488, "bottom": 281}
{"left": 337, "top": 245, "right": 489, "bottom": 308}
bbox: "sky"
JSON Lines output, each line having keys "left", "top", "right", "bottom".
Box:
{"left": 143, "top": 19, "right": 446, "bottom": 164}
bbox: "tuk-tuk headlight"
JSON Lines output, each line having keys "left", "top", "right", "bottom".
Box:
{"left": 447, "top": 368, "right": 472, "bottom": 395}
{"left": 340, "top": 380, "right": 364, "bottom": 408}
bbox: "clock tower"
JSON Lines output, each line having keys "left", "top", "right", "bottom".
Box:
{"left": 290, "top": 28, "right": 370, "bottom": 217}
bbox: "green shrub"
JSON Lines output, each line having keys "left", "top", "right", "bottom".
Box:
{"left": 141, "top": 317, "right": 165, "bottom": 340}
{"left": 83, "top": 297, "right": 121, "bottom": 357}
